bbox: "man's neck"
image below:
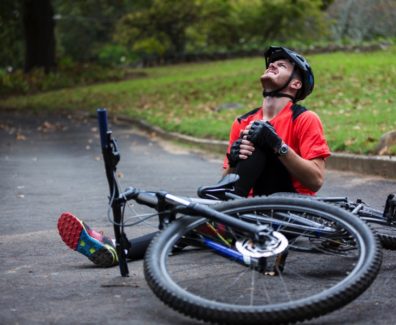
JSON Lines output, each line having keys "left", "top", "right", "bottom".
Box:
{"left": 262, "top": 97, "right": 292, "bottom": 120}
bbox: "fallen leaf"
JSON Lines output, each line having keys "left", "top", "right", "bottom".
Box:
{"left": 38, "top": 121, "right": 56, "bottom": 132}
{"left": 16, "top": 133, "right": 27, "bottom": 141}
{"left": 344, "top": 138, "right": 356, "bottom": 146}
{"left": 37, "top": 121, "right": 66, "bottom": 133}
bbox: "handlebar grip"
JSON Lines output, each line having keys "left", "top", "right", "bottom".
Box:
{"left": 97, "top": 108, "right": 109, "bottom": 149}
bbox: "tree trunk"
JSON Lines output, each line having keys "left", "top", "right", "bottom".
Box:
{"left": 23, "top": 0, "right": 56, "bottom": 73}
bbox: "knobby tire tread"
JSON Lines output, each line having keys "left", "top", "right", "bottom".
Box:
{"left": 144, "top": 197, "right": 382, "bottom": 324}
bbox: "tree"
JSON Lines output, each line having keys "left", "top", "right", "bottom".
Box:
{"left": 23, "top": 0, "right": 56, "bottom": 73}
{"left": 115, "top": 0, "right": 201, "bottom": 59}
{"left": 53, "top": 0, "right": 140, "bottom": 62}
{"left": 327, "top": 0, "right": 396, "bottom": 41}
{"left": 192, "top": 0, "right": 243, "bottom": 51}
{"left": 0, "top": 0, "right": 24, "bottom": 69}
{"left": 256, "top": 0, "right": 329, "bottom": 43}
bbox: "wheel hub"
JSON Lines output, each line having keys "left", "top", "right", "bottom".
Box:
{"left": 235, "top": 231, "right": 288, "bottom": 258}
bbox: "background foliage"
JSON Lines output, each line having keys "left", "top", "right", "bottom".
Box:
{"left": 2, "top": 0, "right": 395, "bottom": 71}
{"left": 2, "top": 47, "right": 395, "bottom": 155}
{"left": 1, "top": 0, "right": 395, "bottom": 155}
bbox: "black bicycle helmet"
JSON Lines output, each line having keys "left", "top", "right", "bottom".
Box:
{"left": 263, "top": 46, "right": 314, "bottom": 101}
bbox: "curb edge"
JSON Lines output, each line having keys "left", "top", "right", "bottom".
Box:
{"left": 115, "top": 115, "right": 396, "bottom": 180}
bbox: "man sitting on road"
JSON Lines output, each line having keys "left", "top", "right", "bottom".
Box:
{"left": 224, "top": 46, "right": 330, "bottom": 197}
{"left": 57, "top": 46, "right": 330, "bottom": 267}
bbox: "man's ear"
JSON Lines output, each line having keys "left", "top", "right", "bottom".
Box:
{"left": 290, "top": 79, "right": 302, "bottom": 91}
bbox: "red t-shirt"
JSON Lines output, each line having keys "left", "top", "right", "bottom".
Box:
{"left": 224, "top": 101, "right": 331, "bottom": 195}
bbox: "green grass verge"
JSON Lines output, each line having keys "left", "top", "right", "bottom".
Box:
{"left": 1, "top": 47, "right": 396, "bottom": 155}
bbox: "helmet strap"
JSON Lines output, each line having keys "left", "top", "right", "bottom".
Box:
{"left": 263, "top": 65, "right": 297, "bottom": 102}
{"left": 263, "top": 91, "right": 296, "bottom": 102}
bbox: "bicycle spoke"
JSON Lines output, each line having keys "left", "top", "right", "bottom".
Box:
{"left": 145, "top": 197, "right": 381, "bottom": 324}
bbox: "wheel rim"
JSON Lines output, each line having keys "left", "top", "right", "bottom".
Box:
{"left": 156, "top": 204, "right": 370, "bottom": 309}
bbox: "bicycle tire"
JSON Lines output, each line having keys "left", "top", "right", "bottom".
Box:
{"left": 270, "top": 192, "right": 396, "bottom": 250}
{"left": 360, "top": 215, "right": 396, "bottom": 250}
{"left": 144, "top": 197, "right": 382, "bottom": 324}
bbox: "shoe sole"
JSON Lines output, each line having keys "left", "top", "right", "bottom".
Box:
{"left": 57, "top": 212, "right": 117, "bottom": 267}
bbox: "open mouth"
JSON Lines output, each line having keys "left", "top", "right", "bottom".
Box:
{"left": 266, "top": 69, "right": 277, "bottom": 75}
{"left": 261, "top": 70, "right": 277, "bottom": 80}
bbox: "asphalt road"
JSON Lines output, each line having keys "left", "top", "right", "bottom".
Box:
{"left": 1, "top": 109, "right": 396, "bottom": 324}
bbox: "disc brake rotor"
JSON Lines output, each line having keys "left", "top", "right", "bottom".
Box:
{"left": 235, "top": 231, "right": 288, "bottom": 258}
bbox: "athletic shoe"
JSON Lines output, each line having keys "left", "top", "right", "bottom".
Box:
{"left": 57, "top": 212, "right": 118, "bottom": 267}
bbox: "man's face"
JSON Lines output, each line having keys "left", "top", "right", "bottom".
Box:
{"left": 260, "top": 59, "right": 294, "bottom": 90}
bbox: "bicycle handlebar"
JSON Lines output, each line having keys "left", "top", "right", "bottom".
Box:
{"left": 97, "top": 108, "right": 129, "bottom": 277}
{"left": 97, "top": 108, "right": 109, "bottom": 150}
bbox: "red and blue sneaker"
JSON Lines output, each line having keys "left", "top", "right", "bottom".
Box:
{"left": 57, "top": 212, "right": 118, "bottom": 267}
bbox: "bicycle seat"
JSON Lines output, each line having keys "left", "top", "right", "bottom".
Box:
{"left": 197, "top": 173, "right": 240, "bottom": 200}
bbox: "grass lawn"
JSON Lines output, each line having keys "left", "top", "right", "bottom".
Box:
{"left": 1, "top": 47, "right": 395, "bottom": 155}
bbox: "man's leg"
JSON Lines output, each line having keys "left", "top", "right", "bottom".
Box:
{"left": 233, "top": 147, "right": 295, "bottom": 197}
{"left": 252, "top": 149, "right": 295, "bottom": 196}
{"left": 234, "top": 149, "right": 267, "bottom": 197}
{"left": 126, "top": 232, "right": 157, "bottom": 260}
{"left": 58, "top": 212, "right": 118, "bottom": 267}
{"left": 58, "top": 212, "right": 157, "bottom": 267}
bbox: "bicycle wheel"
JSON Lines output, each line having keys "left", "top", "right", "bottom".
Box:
{"left": 144, "top": 197, "right": 382, "bottom": 324}
{"left": 360, "top": 214, "right": 396, "bottom": 249}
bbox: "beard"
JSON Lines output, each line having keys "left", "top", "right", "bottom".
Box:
{"left": 260, "top": 73, "right": 278, "bottom": 90}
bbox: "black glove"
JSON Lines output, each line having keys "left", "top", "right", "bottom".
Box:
{"left": 247, "top": 121, "right": 282, "bottom": 151}
{"left": 226, "top": 139, "right": 242, "bottom": 168}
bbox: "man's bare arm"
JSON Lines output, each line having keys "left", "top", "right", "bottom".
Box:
{"left": 235, "top": 138, "right": 325, "bottom": 192}
{"left": 278, "top": 148, "right": 325, "bottom": 192}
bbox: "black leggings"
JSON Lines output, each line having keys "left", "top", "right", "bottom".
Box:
{"left": 234, "top": 146, "right": 295, "bottom": 197}
{"left": 126, "top": 232, "right": 157, "bottom": 260}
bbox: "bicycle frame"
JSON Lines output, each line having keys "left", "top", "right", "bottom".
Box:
{"left": 199, "top": 178, "right": 396, "bottom": 231}
{"left": 91, "top": 110, "right": 389, "bottom": 324}
{"left": 97, "top": 109, "right": 285, "bottom": 276}
{"left": 97, "top": 108, "right": 393, "bottom": 279}
{"left": 316, "top": 196, "right": 396, "bottom": 226}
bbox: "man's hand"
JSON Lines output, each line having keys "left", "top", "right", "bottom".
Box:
{"left": 227, "top": 137, "right": 256, "bottom": 168}
{"left": 245, "top": 121, "right": 282, "bottom": 151}
{"left": 227, "top": 139, "right": 243, "bottom": 167}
